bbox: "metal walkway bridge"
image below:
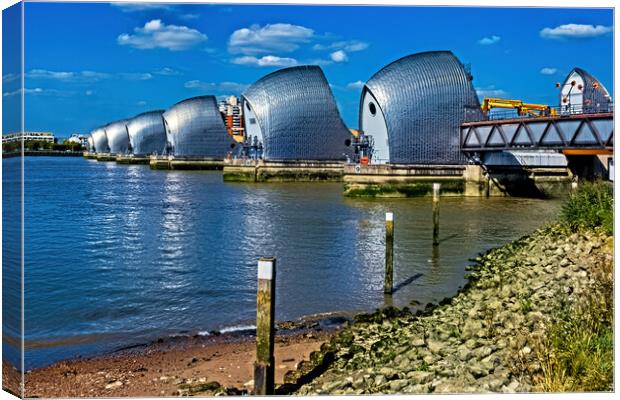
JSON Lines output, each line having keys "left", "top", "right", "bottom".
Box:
{"left": 460, "top": 111, "right": 614, "bottom": 153}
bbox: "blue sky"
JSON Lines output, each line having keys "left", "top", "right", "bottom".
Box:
{"left": 2, "top": 3, "right": 614, "bottom": 137}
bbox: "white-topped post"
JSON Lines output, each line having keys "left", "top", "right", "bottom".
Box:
{"left": 254, "top": 257, "right": 276, "bottom": 395}
{"left": 432, "top": 183, "right": 441, "bottom": 246}
{"left": 384, "top": 212, "right": 394, "bottom": 294}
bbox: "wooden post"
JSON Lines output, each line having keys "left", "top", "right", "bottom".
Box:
{"left": 384, "top": 212, "right": 394, "bottom": 294}
{"left": 254, "top": 257, "right": 276, "bottom": 395}
{"left": 432, "top": 183, "right": 440, "bottom": 246}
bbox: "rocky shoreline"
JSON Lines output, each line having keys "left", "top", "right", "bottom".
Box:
{"left": 276, "top": 225, "right": 613, "bottom": 395}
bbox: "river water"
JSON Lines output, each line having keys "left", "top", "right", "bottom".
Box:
{"left": 2, "top": 157, "right": 563, "bottom": 369}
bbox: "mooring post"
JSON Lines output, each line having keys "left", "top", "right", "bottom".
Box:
{"left": 384, "top": 212, "right": 394, "bottom": 294}
{"left": 432, "top": 183, "right": 441, "bottom": 246}
{"left": 254, "top": 257, "right": 276, "bottom": 395}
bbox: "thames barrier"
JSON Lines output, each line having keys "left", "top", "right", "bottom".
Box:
{"left": 82, "top": 51, "right": 613, "bottom": 198}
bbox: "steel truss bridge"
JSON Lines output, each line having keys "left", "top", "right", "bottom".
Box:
{"left": 460, "top": 112, "right": 613, "bottom": 154}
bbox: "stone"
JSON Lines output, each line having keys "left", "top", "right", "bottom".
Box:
{"left": 469, "top": 365, "right": 488, "bottom": 378}
{"left": 402, "top": 383, "right": 430, "bottom": 393}
{"left": 462, "top": 320, "right": 483, "bottom": 337}
{"left": 526, "top": 311, "right": 545, "bottom": 324}
{"left": 427, "top": 339, "right": 444, "bottom": 354}
{"left": 105, "top": 381, "right": 123, "bottom": 390}
{"left": 322, "top": 381, "right": 344, "bottom": 392}
{"left": 378, "top": 367, "right": 398, "bottom": 380}
{"left": 388, "top": 379, "right": 407, "bottom": 392}
{"left": 411, "top": 338, "right": 425, "bottom": 347}
{"left": 457, "top": 346, "right": 472, "bottom": 361}
{"left": 405, "top": 371, "right": 434, "bottom": 385}
{"left": 423, "top": 354, "right": 435, "bottom": 365}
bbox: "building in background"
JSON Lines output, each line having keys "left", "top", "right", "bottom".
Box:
{"left": 66, "top": 133, "right": 90, "bottom": 147}
{"left": 219, "top": 96, "right": 245, "bottom": 142}
{"left": 2, "top": 131, "right": 55, "bottom": 143}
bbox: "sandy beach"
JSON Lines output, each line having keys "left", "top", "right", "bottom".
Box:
{"left": 17, "top": 326, "right": 339, "bottom": 397}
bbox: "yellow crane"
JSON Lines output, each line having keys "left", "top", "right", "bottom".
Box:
{"left": 481, "top": 98, "right": 557, "bottom": 118}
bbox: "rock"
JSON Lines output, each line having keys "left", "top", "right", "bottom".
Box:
{"left": 469, "top": 365, "right": 488, "bottom": 378}
{"left": 475, "top": 328, "right": 488, "bottom": 339}
{"left": 423, "top": 354, "right": 435, "bottom": 365}
{"left": 526, "top": 311, "right": 545, "bottom": 324}
{"left": 488, "top": 300, "right": 502, "bottom": 310}
{"left": 405, "top": 371, "right": 434, "bottom": 385}
{"left": 388, "top": 379, "right": 407, "bottom": 392}
{"left": 504, "top": 380, "right": 520, "bottom": 392}
{"left": 411, "top": 338, "right": 425, "bottom": 347}
{"left": 464, "top": 338, "right": 479, "bottom": 350}
{"left": 374, "top": 375, "right": 386, "bottom": 387}
{"left": 105, "top": 381, "right": 123, "bottom": 390}
{"left": 462, "top": 320, "right": 483, "bottom": 337}
{"left": 426, "top": 340, "right": 444, "bottom": 355}
{"left": 322, "top": 381, "right": 344, "bottom": 392}
{"left": 378, "top": 367, "right": 398, "bottom": 380}
{"left": 402, "top": 383, "right": 430, "bottom": 393}
{"left": 457, "top": 346, "right": 472, "bottom": 361}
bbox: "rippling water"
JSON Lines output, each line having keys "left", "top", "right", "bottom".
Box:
{"left": 3, "top": 157, "right": 563, "bottom": 369}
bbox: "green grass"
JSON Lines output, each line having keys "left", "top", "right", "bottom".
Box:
{"left": 534, "top": 232, "right": 614, "bottom": 391}
{"left": 560, "top": 181, "right": 613, "bottom": 234}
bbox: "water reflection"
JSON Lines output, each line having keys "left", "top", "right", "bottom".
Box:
{"left": 19, "top": 158, "right": 563, "bottom": 369}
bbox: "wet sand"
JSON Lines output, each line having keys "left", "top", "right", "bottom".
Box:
{"left": 14, "top": 316, "right": 349, "bottom": 397}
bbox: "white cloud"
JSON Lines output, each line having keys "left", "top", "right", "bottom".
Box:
{"left": 153, "top": 67, "right": 181, "bottom": 76}
{"left": 2, "top": 73, "right": 19, "bottom": 83}
{"left": 119, "top": 72, "right": 153, "bottom": 80}
{"left": 118, "top": 19, "right": 208, "bottom": 51}
{"left": 540, "top": 23, "right": 612, "bottom": 39}
{"left": 228, "top": 23, "right": 313, "bottom": 55}
{"left": 112, "top": 3, "right": 172, "bottom": 12}
{"left": 3, "top": 87, "right": 73, "bottom": 97}
{"left": 26, "top": 69, "right": 159, "bottom": 82}
{"left": 313, "top": 40, "right": 368, "bottom": 52}
{"left": 80, "top": 71, "right": 111, "bottom": 80}
{"left": 346, "top": 80, "right": 365, "bottom": 90}
{"left": 137, "top": 100, "right": 148, "bottom": 106}
{"left": 305, "top": 58, "right": 334, "bottom": 66}
{"left": 330, "top": 50, "right": 348, "bottom": 63}
{"left": 184, "top": 80, "right": 249, "bottom": 93}
{"left": 475, "top": 86, "right": 508, "bottom": 98}
{"left": 180, "top": 13, "right": 200, "bottom": 20}
{"left": 540, "top": 67, "right": 558, "bottom": 75}
{"left": 85, "top": 90, "right": 94, "bottom": 96}
{"left": 3, "top": 88, "right": 23, "bottom": 97}
{"left": 478, "top": 35, "right": 501, "bottom": 45}
{"left": 26, "top": 69, "right": 111, "bottom": 82}
{"left": 231, "top": 55, "right": 298, "bottom": 67}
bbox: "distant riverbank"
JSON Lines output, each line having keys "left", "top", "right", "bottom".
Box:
{"left": 2, "top": 150, "right": 83, "bottom": 158}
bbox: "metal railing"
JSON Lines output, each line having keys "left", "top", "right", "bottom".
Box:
{"left": 476, "top": 103, "right": 614, "bottom": 122}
